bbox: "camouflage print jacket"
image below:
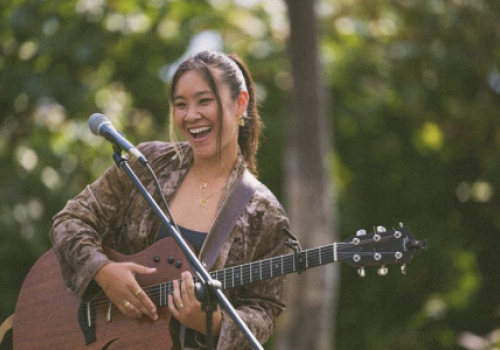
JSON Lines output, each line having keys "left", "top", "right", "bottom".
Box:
{"left": 50, "top": 141, "right": 289, "bottom": 350}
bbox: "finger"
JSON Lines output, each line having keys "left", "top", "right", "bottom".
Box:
{"left": 181, "top": 271, "right": 195, "bottom": 303}
{"left": 129, "top": 263, "right": 157, "bottom": 276}
{"left": 172, "top": 278, "right": 184, "bottom": 310}
{"left": 120, "top": 299, "right": 142, "bottom": 319}
{"left": 134, "top": 287, "right": 158, "bottom": 320}
{"left": 167, "top": 294, "right": 179, "bottom": 317}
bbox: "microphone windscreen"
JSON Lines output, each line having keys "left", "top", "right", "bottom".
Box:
{"left": 88, "top": 113, "right": 109, "bottom": 135}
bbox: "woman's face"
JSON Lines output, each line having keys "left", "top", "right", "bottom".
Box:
{"left": 172, "top": 68, "right": 247, "bottom": 162}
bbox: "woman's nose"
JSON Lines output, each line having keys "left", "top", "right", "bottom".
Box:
{"left": 184, "top": 106, "right": 201, "bottom": 122}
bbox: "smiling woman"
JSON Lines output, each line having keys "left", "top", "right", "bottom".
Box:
{"left": 49, "top": 50, "right": 290, "bottom": 350}
{"left": 171, "top": 68, "right": 245, "bottom": 168}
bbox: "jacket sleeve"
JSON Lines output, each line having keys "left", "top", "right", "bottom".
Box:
{"left": 49, "top": 162, "right": 128, "bottom": 298}
{"left": 215, "top": 195, "right": 289, "bottom": 350}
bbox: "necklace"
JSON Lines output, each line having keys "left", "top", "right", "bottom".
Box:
{"left": 193, "top": 167, "right": 228, "bottom": 207}
{"left": 199, "top": 185, "right": 225, "bottom": 207}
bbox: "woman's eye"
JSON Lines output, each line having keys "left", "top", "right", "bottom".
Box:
{"left": 199, "top": 98, "right": 213, "bottom": 105}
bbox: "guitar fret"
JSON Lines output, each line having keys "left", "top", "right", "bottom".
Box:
{"left": 159, "top": 282, "right": 166, "bottom": 307}
{"left": 307, "top": 249, "right": 316, "bottom": 267}
{"left": 159, "top": 283, "right": 163, "bottom": 307}
{"left": 252, "top": 261, "right": 259, "bottom": 281}
{"left": 273, "top": 257, "right": 281, "bottom": 276}
{"left": 232, "top": 266, "right": 235, "bottom": 288}
{"left": 262, "top": 259, "right": 271, "bottom": 280}
{"left": 225, "top": 269, "right": 230, "bottom": 289}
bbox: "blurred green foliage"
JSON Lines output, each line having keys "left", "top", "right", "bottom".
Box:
{"left": 1, "top": 0, "right": 499, "bottom": 349}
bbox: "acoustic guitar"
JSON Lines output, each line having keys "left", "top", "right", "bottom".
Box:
{"left": 13, "top": 225, "right": 426, "bottom": 349}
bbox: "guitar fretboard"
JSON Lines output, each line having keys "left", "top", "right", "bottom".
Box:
{"left": 152, "top": 244, "right": 337, "bottom": 308}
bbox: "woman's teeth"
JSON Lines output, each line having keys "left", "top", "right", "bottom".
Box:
{"left": 189, "top": 126, "right": 211, "bottom": 138}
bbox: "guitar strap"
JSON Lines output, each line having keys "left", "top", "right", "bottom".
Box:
{"left": 180, "top": 169, "right": 260, "bottom": 350}
{"left": 198, "top": 169, "right": 261, "bottom": 270}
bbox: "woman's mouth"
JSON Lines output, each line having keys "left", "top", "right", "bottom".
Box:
{"left": 189, "top": 126, "right": 212, "bottom": 140}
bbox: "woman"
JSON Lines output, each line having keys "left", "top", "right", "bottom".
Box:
{"left": 50, "top": 51, "right": 289, "bottom": 350}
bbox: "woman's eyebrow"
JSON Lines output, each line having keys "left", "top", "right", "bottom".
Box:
{"left": 173, "top": 90, "right": 212, "bottom": 100}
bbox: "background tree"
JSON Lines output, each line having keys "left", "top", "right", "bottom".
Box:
{"left": 275, "top": 1, "right": 337, "bottom": 350}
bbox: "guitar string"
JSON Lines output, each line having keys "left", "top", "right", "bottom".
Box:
{"left": 88, "top": 237, "right": 400, "bottom": 311}
{"left": 87, "top": 236, "right": 401, "bottom": 313}
{"left": 88, "top": 249, "right": 400, "bottom": 313}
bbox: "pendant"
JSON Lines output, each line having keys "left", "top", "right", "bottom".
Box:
{"left": 200, "top": 198, "right": 208, "bottom": 207}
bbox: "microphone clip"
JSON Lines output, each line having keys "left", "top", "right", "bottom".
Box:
{"left": 112, "top": 146, "right": 128, "bottom": 167}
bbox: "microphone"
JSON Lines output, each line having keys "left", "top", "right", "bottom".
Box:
{"left": 88, "top": 113, "right": 148, "bottom": 165}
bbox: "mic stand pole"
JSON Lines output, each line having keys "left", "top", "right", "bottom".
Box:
{"left": 195, "top": 278, "right": 221, "bottom": 350}
{"left": 111, "top": 149, "right": 263, "bottom": 350}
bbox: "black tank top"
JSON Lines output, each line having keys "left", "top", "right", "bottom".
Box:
{"left": 156, "top": 223, "right": 207, "bottom": 254}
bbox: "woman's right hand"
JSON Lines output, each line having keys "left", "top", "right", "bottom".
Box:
{"left": 94, "top": 261, "right": 158, "bottom": 321}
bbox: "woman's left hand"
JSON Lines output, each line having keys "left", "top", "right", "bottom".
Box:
{"left": 168, "top": 271, "right": 222, "bottom": 336}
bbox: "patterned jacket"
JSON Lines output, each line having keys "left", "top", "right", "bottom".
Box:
{"left": 50, "top": 141, "right": 289, "bottom": 350}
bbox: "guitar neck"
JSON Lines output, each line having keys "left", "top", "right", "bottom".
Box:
{"left": 147, "top": 226, "right": 424, "bottom": 309}
{"left": 150, "top": 244, "right": 335, "bottom": 308}
{"left": 208, "top": 244, "right": 335, "bottom": 290}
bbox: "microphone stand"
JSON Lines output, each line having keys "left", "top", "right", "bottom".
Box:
{"left": 111, "top": 148, "right": 263, "bottom": 350}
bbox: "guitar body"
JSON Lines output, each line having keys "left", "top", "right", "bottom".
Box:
{"left": 13, "top": 238, "right": 191, "bottom": 350}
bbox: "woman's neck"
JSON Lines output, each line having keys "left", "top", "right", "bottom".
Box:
{"left": 191, "top": 148, "right": 238, "bottom": 180}
{"left": 192, "top": 159, "right": 234, "bottom": 181}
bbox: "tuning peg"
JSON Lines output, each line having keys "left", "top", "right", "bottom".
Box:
{"left": 358, "top": 267, "right": 366, "bottom": 278}
{"left": 377, "top": 265, "right": 388, "bottom": 276}
{"left": 376, "top": 226, "right": 386, "bottom": 233}
{"left": 400, "top": 264, "right": 407, "bottom": 275}
{"left": 356, "top": 229, "right": 366, "bottom": 236}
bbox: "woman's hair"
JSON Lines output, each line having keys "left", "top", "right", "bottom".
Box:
{"left": 168, "top": 50, "right": 262, "bottom": 174}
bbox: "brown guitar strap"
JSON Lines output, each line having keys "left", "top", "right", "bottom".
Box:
{"left": 180, "top": 169, "right": 260, "bottom": 350}
{"left": 199, "top": 169, "right": 261, "bottom": 270}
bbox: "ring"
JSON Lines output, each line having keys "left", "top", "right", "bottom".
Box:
{"left": 124, "top": 301, "right": 131, "bottom": 308}
{"left": 178, "top": 303, "right": 184, "bottom": 309}
{"left": 134, "top": 288, "right": 144, "bottom": 297}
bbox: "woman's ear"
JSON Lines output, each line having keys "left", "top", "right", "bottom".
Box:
{"left": 237, "top": 90, "right": 250, "bottom": 116}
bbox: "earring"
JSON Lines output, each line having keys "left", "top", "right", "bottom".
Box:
{"left": 239, "top": 116, "right": 245, "bottom": 126}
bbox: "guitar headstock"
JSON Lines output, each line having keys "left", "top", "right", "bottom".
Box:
{"left": 338, "top": 224, "right": 426, "bottom": 277}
